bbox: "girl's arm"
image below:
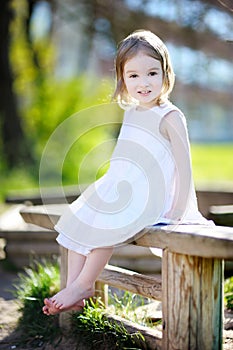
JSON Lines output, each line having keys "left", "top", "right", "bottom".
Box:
{"left": 160, "top": 110, "right": 192, "bottom": 221}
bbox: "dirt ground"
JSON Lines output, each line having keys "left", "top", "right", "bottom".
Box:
{"left": 0, "top": 264, "right": 233, "bottom": 350}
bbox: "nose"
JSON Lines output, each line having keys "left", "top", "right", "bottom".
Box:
{"left": 138, "top": 76, "right": 149, "bottom": 87}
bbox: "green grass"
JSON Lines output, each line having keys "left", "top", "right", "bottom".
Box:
{"left": 13, "top": 259, "right": 61, "bottom": 347}
{"left": 108, "top": 291, "right": 154, "bottom": 327}
{"left": 191, "top": 143, "right": 233, "bottom": 185}
{"left": 71, "top": 298, "right": 144, "bottom": 349}
{"left": 0, "top": 143, "right": 232, "bottom": 204}
{"left": 0, "top": 167, "right": 38, "bottom": 203}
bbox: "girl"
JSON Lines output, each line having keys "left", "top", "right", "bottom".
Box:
{"left": 43, "top": 29, "right": 210, "bottom": 315}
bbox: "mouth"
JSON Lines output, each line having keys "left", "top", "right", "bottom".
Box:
{"left": 138, "top": 90, "right": 151, "bottom": 96}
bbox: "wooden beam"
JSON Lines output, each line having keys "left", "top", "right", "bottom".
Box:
{"left": 20, "top": 204, "right": 233, "bottom": 259}
{"left": 98, "top": 264, "right": 162, "bottom": 301}
{"left": 162, "top": 249, "right": 223, "bottom": 350}
{"left": 134, "top": 224, "right": 233, "bottom": 259}
{"left": 20, "top": 204, "right": 65, "bottom": 230}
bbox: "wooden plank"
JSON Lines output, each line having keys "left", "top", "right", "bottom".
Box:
{"left": 98, "top": 264, "right": 162, "bottom": 301}
{"left": 20, "top": 205, "right": 233, "bottom": 259}
{"left": 20, "top": 204, "right": 64, "bottom": 230}
{"left": 162, "top": 249, "right": 223, "bottom": 350}
{"left": 134, "top": 225, "right": 233, "bottom": 260}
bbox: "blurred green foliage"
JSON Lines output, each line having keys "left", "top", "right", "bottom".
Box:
{"left": 191, "top": 143, "right": 233, "bottom": 185}
{"left": 225, "top": 276, "right": 233, "bottom": 310}
{"left": 0, "top": 0, "right": 232, "bottom": 203}
{"left": 0, "top": 0, "right": 123, "bottom": 197}
{"left": 10, "top": 1, "right": 118, "bottom": 161}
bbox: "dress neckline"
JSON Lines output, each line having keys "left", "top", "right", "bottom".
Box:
{"left": 133, "top": 100, "right": 171, "bottom": 112}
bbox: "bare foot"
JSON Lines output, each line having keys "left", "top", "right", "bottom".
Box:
{"left": 51, "top": 281, "right": 94, "bottom": 310}
{"left": 42, "top": 297, "right": 85, "bottom": 316}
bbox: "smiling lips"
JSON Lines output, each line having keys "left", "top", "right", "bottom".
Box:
{"left": 138, "top": 90, "right": 151, "bottom": 96}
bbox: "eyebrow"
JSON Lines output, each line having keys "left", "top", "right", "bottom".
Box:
{"left": 125, "top": 67, "right": 160, "bottom": 74}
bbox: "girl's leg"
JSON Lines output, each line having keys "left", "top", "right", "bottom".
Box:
{"left": 51, "top": 247, "right": 113, "bottom": 310}
{"left": 43, "top": 249, "right": 86, "bottom": 315}
{"left": 66, "top": 249, "right": 87, "bottom": 285}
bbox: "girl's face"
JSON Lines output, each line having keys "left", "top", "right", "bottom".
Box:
{"left": 123, "top": 52, "right": 163, "bottom": 109}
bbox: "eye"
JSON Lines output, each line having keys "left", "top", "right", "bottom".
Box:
{"left": 149, "top": 71, "right": 158, "bottom": 76}
{"left": 129, "top": 74, "right": 138, "bottom": 78}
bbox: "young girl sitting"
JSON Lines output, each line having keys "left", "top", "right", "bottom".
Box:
{"left": 43, "top": 29, "right": 211, "bottom": 315}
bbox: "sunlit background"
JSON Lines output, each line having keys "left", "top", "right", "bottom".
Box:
{"left": 0, "top": 0, "right": 233, "bottom": 197}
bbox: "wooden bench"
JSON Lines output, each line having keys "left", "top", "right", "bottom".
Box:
{"left": 209, "top": 205, "right": 233, "bottom": 227}
{"left": 20, "top": 204, "right": 233, "bottom": 350}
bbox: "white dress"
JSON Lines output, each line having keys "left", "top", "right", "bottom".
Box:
{"left": 55, "top": 101, "right": 211, "bottom": 255}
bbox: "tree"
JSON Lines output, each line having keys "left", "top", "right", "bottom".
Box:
{"left": 0, "top": 0, "right": 34, "bottom": 168}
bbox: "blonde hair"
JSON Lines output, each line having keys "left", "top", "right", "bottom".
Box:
{"left": 113, "top": 30, "right": 175, "bottom": 107}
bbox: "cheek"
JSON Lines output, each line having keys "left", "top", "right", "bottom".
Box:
{"left": 155, "top": 76, "right": 163, "bottom": 90}
{"left": 124, "top": 78, "right": 133, "bottom": 92}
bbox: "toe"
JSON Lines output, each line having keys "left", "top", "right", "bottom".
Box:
{"left": 44, "top": 298, "right": 52, "bottom": 306}
{"left": 52, "top": 300, "right": 63, "bottom": 309}
{"left": 42, "top": 306, "right": 50, "bottom": 315}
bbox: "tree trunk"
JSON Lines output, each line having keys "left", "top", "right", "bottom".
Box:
{"left": 0, "top": 0, "right": 32, "bottom": 168}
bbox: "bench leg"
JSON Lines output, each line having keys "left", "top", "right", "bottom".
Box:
{"left": 59, "top": 246, "right": 70, "bottom": 330}
{"left": 162, "top": 249, "right": 223, "bottom": 350}
{"left": 94, "top": 281, "right": 109, "bottom": 306}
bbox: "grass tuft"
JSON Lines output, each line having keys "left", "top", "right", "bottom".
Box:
{"left": 71, "top": 298, "right": 144, "bottom": 349}
{"left": 108, "top": 291, "right": 153, "bottom": 327}
{"left": 13, "top": 259, "right": 61, "bottom": 347}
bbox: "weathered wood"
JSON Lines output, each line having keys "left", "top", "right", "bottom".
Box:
{"left": 20, "top": 204, "right": 65, "bottom": 230}
{"left": 59, "top": 246, "right": 70, "bottom": 329}
{"left": 98, "top": 264, "right": 162, "bottom": 301}
{"left": 19, "top": 203, "right": 232, "bottom": 349}
{"left": 134, "top": 225, "right": 233, "bottom": 260}
{"left": 60, "top": 246, "right": 68, "bottom": 289}
{"left": 94, "top": 281, "right": 108, "bottom": 306}
{"left": 162, "top": 249, "right": 223, "bottom": 350}
{"left": 20, "top": 205, "right": 233, "bottom": 260}
{"left": 1, "top": 230, "right": 59, "bottom": 268}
